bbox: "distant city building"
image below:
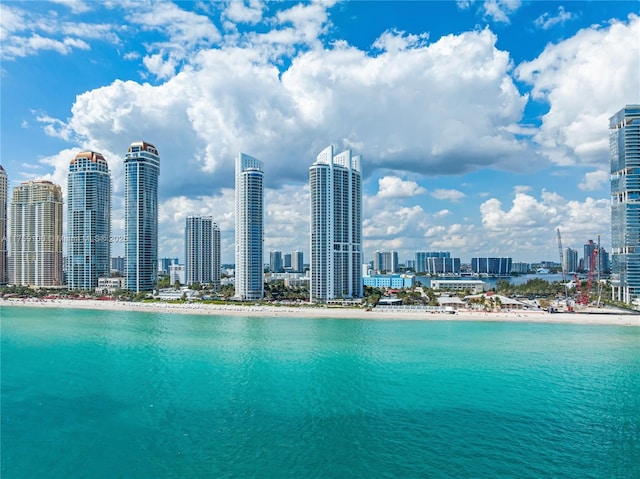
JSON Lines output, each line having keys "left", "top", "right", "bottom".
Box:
{"left": 310, "top": 146, "right": 363, "bottom": 301}
{"left": 471, "top": 257, "right": 512, "bottom": 275}
{"left": 0, "top": 165, "right": 7, "bottom": 284}
{"left": 292, "top": 251, "right": 304, "bottom": 273}
{"left": 283, "top": 253, "right": 292, "bottom": 270}
{"left": 124, "top": 141, "right": 159, "bottom": 292}
{"left": 169, "top": 263, "right": 186, "bottom": 286}
{"left": 10, "top": 180, "right": 63, "bottom": 286}
{"left": 363, "top": 274, "right": 414, "bottom": 289}
{"left": 67, "top": 151, "right": 111, "bottom": 290}
{"left": 111, "top": 256, "right": 125, "bottom": 276}
{"left": 158, "top": 257, "right": 178, "bottom": 275}
{"left": 563, "top": 248, "right": 579, "bottom": 273}
{"left": 415, "top": 252, "right": 450, "bottom": 273}
{"left": 423, "top": 257, "right": 461, "bottom": 275}
{"left": 510, "top": 262, "right": 531, "bottom": 274}
{"left": 373, "top": 251, "right": 399, "bottom": 273}
{"left": 611, "top": 105, "right": 640, "bottom": 302}
{"left": 185, "top": 216, "right": 220, "bottom": 288}
{"left": 599, "top": 247, "right": 610, "bottom": 274}
{"left": 270, "top": 251, "right": 283, "bottom": 273}
{"left": 583, "top": 240, "right": 598, "bottom": 272}
{"left": 235, "top": 153, "right": 264, "bottom": 300}
{"left": 405, "top": 259, "right": 416, "bottom": 270}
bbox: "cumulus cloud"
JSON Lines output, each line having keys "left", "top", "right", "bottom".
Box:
{"left": 482, "top": 0, "right": 521, "bottom": 23}
{"left": 224, "top": 0, "right": 265, "bottom": 25}
{"left": 516, "top": 14, "right": 640, "bottom": 166}
{"left": 578, "top": 170, "right": 608, "bottom": 191}
{"left": 377, "top": 176, "right": 426, "bottom": 198}
{"left": 431, "top": 189, "right": 466, "bottom": 201}
{"left": 479, "top": 191, "right": 610, "bottom": 259}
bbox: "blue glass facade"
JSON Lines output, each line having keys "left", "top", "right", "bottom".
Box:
{"left": 67, "top": 152, "right": 111, "bottom": 290}
{"left": 124, "top": 141, "right": 159, "bottom": 293}
{"left": 610, "top": 105, "right": 640, "bottom": 303}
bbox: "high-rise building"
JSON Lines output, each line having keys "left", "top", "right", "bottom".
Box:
{"left": 235, "top": 153, "right": 264, "bottom": 300}
{"left": 611, "top": 105, "right": 640, "bottom": 303}
{"left": 310, "top": 146, "right": 362, "bottom": 301}
{"left": 292, "top": 251, "right": 304, "bottom": 273}
{"left": 158, "top": 257, "right": 178, "bottom": 275}
{"left": 0, "top": 165, "right": 7, "bottom": 284}
{"left": 415, "top": 252, "right": 450, "bottom": 273}
{"left": 10, "top": 180, "right": 63, "bottom": 286}
{"left": 563, "top": 247, "right": 579, "bottom": 273}
{"left": 583, "top": 240, "right": 598, "bottom": 273}
{"left": 471, "top": 257, "right": 512, "bottom": 275}
{"left": 67, "top": 151, "right": 111, "bottom": 290}
{"left": 283, "top": 253, "right": 292, "bottom": 270}
{"left": 111, "top": 256, "right": 125, "bottom": 276}
{"left": 270, "top": 251, "right": 283, "bottom": 273}
{"left": 124, "top": 141, "right": 159, "bottom": 292}
{"left": 373, "top": 251, "right": 399, "bottom": 273}
{"left": 185, "top": 216, "right": 220, "bottom": 288}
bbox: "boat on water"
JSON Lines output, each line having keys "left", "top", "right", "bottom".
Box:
{"left": 535, "top": 268, "right": 550, "bottom": 274}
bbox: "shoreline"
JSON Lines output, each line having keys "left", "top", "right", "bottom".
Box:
{"left": 2, "top": 298, "right": 640, "bottom": 327}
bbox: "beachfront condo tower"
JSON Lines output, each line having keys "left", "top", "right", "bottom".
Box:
{"left": 234, "top": 153, "right": 264, "bottom": 300}
{"left": 67, "top": 151, "right": 111, "bottom": 290}
{"left": 0, "top": 165, "right": 7, "bottom": 284}
{"left": 185, "top": 216, "right": 221, "bottom": 289}
{"left": 124, "top": 141, "right": 160, "bottom": 293}
{"left": 309, "top": 146, "right": 363, "bottom": 302}
{"left": 9, "top": 180, "right": 63, "bottom": 287}
{"left": 611, "top": 104, "right": 640, "bottom": 303}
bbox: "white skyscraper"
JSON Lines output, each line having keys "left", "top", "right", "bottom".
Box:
{"left": 310, "top": 146, "right": 362, "bottom": 302}
{"left": 67, "top": 151, "right": 111, "bottom": 290}
{"left": 185, "top": 216, "right": 220, "bottom": 288}
{"left": 235, "top": 153, "right": 264, "bottom": 300}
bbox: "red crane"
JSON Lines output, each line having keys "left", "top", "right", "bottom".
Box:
{"left": 574, "top": 248, "right": 598, "bottom": 305}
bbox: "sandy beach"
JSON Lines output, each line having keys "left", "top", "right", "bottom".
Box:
{"left": 2, "top": 297, "right": 639, "bottom": 326}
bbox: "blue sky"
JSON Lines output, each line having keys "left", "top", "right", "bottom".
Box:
{"left": 1, "top": 0, "right": 638, "bottom": 265}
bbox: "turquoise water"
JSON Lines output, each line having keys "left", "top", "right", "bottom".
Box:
{"left": 2, "top": 306, "right": 639, "bottom": 479}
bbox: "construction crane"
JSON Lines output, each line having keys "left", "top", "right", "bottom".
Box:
{"left": 556, "top": 228, "right": 565, "bottom": 283}
{"left": 574, "top": 248, "right": 598, "bottom": 306}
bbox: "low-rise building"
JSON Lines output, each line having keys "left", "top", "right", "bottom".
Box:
{"left": 363, "top": 274, "right": 414, "bottom": 289}
{"left": 96, "top": 276, "right": 125, "bottom": 295}
{"left": 430, "top": 279, "right": 488, "bottom": 293}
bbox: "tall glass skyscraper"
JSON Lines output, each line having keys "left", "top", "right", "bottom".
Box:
{"left": 310, "top": 146, "right": 362, "bottom": 302}
{"left": 124, "top": 141, "right": 159, "bottom": 293}
{"left": 0, "top": 165, "right": 7, "bottom": 285}
{"left": 67, "top": 151, "right": 111, "bottom": 290}
{"left": 235, "top": 153, "right": 264, "bottom": 300}
{"left": 185, "top": 216, "right": 220, "bottom": 288}
{"left": 10, "top": 180, "right": 63, "bottom": 286}
{"left": 611, "top": 105, "right": 640, "bottom": 303}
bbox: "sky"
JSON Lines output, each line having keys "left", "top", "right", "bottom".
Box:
{"left": 1, "top": 0, "right": 639, "bottom": 266}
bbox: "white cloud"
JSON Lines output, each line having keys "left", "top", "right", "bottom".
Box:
{"left": 479, "top": 191, "right": 610, "bottom": 259}
{"left": 516, "top": 14, "right": 640, "bottom": 166}
{"left": 534, "top": 6, "right": 576, "bottom": 30}
{"left": 377, "top": 176, "right": 426, "bottom": 199}
{"left": 372, "top": 29, "right": 429, "bottom": 52}
{"left": 431, "top": 189, "right": 466, "bottom": 201}
{"left": 482, "top": 0, "right": 521, "bottom": 24}
{"left": 578, "top": 170, "right": 608, "bottom": 191}
{"left": 49, "top": 0, "right": 91, "bottom": 14}
{"left": 224, "top": 0, "right": 265, "bottom": 25}
{"left": 433, "top": 209, "right": 451, "bottom": 218}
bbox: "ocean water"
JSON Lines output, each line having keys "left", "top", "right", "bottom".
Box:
{"left": 2, "top": 306, "right": 639, "bottom": 479}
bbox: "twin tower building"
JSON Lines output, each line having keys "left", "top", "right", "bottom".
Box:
{"left": 2, "top": 143, "right": 363, "bottom": 302}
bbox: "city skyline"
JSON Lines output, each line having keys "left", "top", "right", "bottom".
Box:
{"left": 1, "top": 1, "right": 639, "bottom": 264}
